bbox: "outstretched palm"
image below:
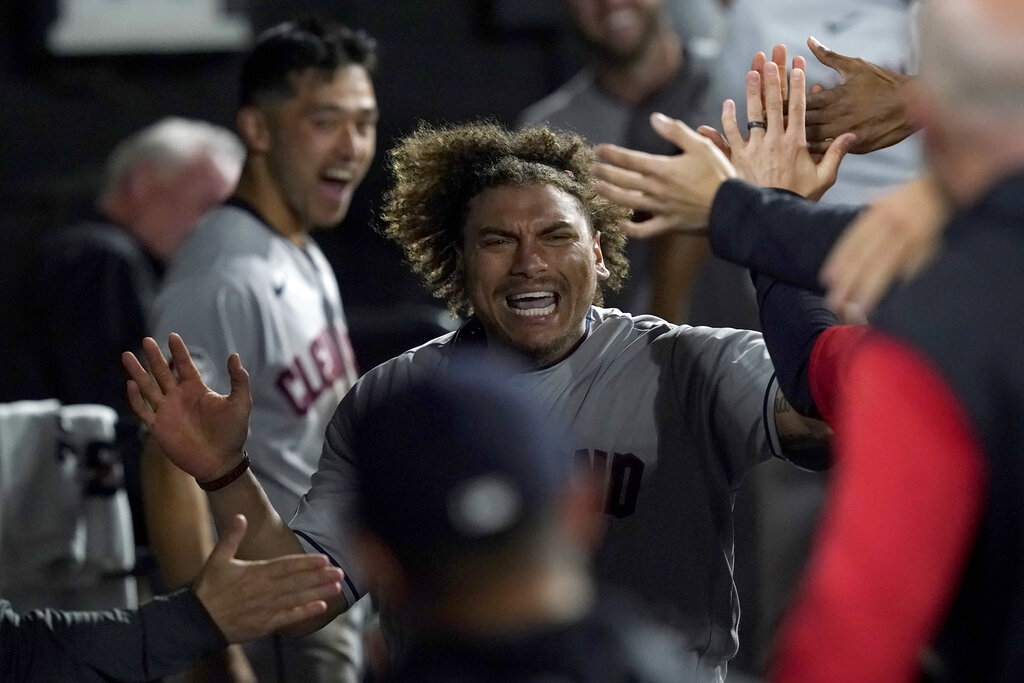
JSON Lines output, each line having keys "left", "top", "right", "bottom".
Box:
{"left": 123, "top": 333, "right": 251, "bottom": 481}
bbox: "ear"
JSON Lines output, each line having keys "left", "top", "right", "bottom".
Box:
{"left": 592, "top": 231, "right": 611, "bottom": 281}
{"left": 236, "top": 105, "right": 272, "bottom": 154}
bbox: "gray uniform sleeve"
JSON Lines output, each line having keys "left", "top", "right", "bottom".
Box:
{"left": 289, "top": 388, "right": 365, "bottom": 607}
{"left": 289, "top": 350, "right": 435, "bottom": 607}
{"left": 0, "top": 590, "right": 225, "bottom": 682}
{"left": 150, "top": 278, "right": 264, "bottom": 395}
{"left": 669, "top": 325, "right": 782, "bottom": 487}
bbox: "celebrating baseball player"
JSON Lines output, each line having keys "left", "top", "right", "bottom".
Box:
{"left": 125, "top": 119, "right": 833, "bottom": 681}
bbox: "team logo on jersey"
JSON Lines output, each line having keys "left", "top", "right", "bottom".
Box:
{"left": 574, "top": 448, "right": 644, "bottom": 519}
{"left": 276, "top": 324, "right": 357, "bottom": 414}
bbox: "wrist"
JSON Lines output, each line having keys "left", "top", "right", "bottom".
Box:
{"left": 197, "top": 452, "right": 250, "bottom": 491}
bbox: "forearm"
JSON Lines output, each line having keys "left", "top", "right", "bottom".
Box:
{"left": 1, "top": 590, "right": 225, "bottom": 682}
{"left": 709, "top": 179, "right": 862, "bottom": 291}
{"left": 205, "top": 470, "right": 304, "bottom": 560}
{"left": 142, "top": 440, "right": 215, "bottom": 587}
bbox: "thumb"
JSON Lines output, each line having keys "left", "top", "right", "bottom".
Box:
{"left": 807, "top": 36, "right": 850, "bottom": 77}
{"left": 210, "top": 514, "right": 247, "bottom": 562}
{"left": 650, "top": 112, "right": 702, "bottom": 153}
{"left": 227, "top": 353, "right": 251, "bottom": 399}
{"left": 818, "top": 132, "right": 857, "bottom": 177}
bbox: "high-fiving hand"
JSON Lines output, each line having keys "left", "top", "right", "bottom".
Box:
{"left": 122, "top": 333, "right": 252, "bottom": 483}
{"left": 591, "top": 113, "right": 737, "bottom": 237}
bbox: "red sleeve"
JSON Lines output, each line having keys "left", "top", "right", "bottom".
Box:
{"left": 771, "top": 334, "right": 986, "bottom": 683}
{"left": 807, "top": 324, "right": 871, "bottom": 425}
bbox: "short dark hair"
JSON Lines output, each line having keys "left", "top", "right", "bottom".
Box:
{"left": 239, "top": 16, "right": 378, "bottom": 107}
{"left": 381, "top": 121, "right": 630, "bottom": 316}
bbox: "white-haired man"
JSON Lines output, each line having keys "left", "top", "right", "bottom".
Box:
{"left": 25, "top": 116, "right": 243, "bottom": 412}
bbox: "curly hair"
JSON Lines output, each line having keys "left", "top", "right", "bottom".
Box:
{"left": 382, "top": 121, "right": 630, "bottom": 316}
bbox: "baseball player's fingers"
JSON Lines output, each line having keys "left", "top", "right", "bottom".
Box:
{"left": 226, "top": 353, "right": 251, "bottom": 400}
{"left": 803, "top": 105, "right": 827, "bottom": 125}
{"left": 593, "top": 143, "right": 665, "bottom": 176}
{"left": 264, "top": 601, "right": 330, "bottom": 634}
{"left": 210, "top": 514, "right": 247, "bottom": 564}
{"left": 594, "top": 180, "right": 659, "bottom": 213}
{"left": 591, "top": 160, "right": 656, "bottom": 193}
{"left": 822, "top": 214, "right": 894, "bottom": 305}
{"left": 787, "top": 68, "right": 807, "bottom": 144}
{"left": 750, "top": 50, "right": 767, "bottom": 74}
{"left": 629, "top": 213, "right": 708, "bottom": 239}
{"left": 837, "top": 301, "right": 869, "bottom": 326}
{"left": 816, "top": 132, "right": 856, "bottom": 179}
{"left": 810, "top": 83, "right": 825, "bottom": 95}
{"left": 167, "top": 332, "right": 202, "bottom": 381}
{"left": 697, "top": 125, "right": 731, "bottom": 158}
{"left": 125, "top": 380, "right": 156, "bottom": 424}
{"left": 763, "top": 62, "right": 785, "bottom": 136}
{"left": 141, "top": 336, "right": 176, "bottom": 394}
{"left": 648, "top": 112, "right": 707, "bottom": 153}
{"left": 771, "top": 44, "right": 788, "bottom": 100}
{"left": 745, "top": 71, "right": 765, "bottom": 136}
{"left": 122, "top": 355, "right": 170, "bottom": 417}
{"left": 261, "top": 567, "right": 344, "bottom": 605}
{"left": 791, "top": 56, "right": 807, "bottom": 108}
{"left": 260, "top": 553, "right": 335, "bottom": 581}
{"left": 837, "top": 239, "right": 908, "bottom": 314}
{"left": 721, "top": 99, "right": 746, "bottom": 150}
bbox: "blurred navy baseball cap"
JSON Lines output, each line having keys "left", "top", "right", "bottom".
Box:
{"left": 352, "top": 359, "right": 573, "bottom": 562}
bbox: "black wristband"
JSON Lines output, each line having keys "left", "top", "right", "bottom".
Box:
{"left": 197, "top": 452, "right": 250, "bottom": 491}
{"left": 754, "top": 272, "right": 838, "bottom": 419}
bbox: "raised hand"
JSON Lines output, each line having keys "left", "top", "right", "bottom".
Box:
{"left": 821, "top": 176, "right": 947, "bottom": 317}
{"left": 193, "top": 514, "right": 343, "bottom": 643}
{"left": 721, "top": 58, "right": 856, "bottom": 201}
{"left": 805, "top": 36, "right": 916, "bottom": 155}
{"left": 122, "top": 333, "right": 251, "bottom": 482}
{"left": 590, "top": 113, "right": 737, "bottom": 238}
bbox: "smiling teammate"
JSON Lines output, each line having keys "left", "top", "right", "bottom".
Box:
{"left": 125, "top": 122, "right": 828, "bottom": 682}
{"left": 142, "top": 17, "right": 377, "bottom": 682}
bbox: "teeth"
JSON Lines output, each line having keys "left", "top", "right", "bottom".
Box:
{"left": 509, "top": 291, "right": 555, "bottom": 301}
{"left": 322, "top": 169, "right": 353, "bottom": 182}
{"left": 510, "top": 304, "right": 555, "bottom": 317}
{"left": 505, "top": 291, "right": 557, "bottom": 317}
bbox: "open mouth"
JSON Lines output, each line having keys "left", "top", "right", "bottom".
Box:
{"left": 319, "top": 169, "right": 354, "bottom": 198}
{"left": 505, "top": 291, "right": 558, "bottom": 317}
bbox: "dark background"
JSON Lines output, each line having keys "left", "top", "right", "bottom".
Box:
{"left": 0, "top": 0, "right": 718, "bottom": 366}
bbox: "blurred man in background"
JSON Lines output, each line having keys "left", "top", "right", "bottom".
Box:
{"left": 143, "top": 16, "right": 377, "bottom": 683}
{"left": 519, "top": 0, "right": 758, "bottom": 328}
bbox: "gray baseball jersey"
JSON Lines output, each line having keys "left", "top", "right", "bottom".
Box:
{"left": 290, "top": 307, "right": 783, "bottom": 677}
{"left": 151, "top": 201, "right": 359, "bottom": 520}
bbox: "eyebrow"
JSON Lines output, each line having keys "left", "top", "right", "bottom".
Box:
{"left": 307, "top": 103, "right": 379, "bottom": 119}
{"left": 474, "top": 220, "right": 579, "bottom": 238}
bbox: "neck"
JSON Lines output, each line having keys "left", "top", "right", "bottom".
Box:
{"left": 594, "top": 26, "right": 683, "bottom": 106}
{"left": 480, "top": 322, "right": 588, "bottom": 370}
{"left": 233, "top": 160, "right": 307, "bottom": 245}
